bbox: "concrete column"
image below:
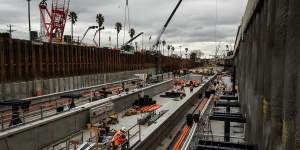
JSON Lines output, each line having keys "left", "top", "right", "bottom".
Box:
{"left": 54, "top": 78, "right": 59, "bottom": 93}
{"left": 27, "top": 81, "right": 33, "bottom": 97}
{"left": 33, "top": 80, "right": 44, "bottom": 96}
{"left": 282, "top": 0, "right": 299, "bottom": 149}
{"left": 262, "top": 0, "right": 273, "bottom": 149}
{"left": 3, "top": 83, "right": 12, "bottom": 100}
{"left": 270, "top": 0, "right": 288, "bottom": 149}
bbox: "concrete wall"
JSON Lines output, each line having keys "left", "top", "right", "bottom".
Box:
{"left": 0, "top": 79, "right": 172, "bottom": 150}
{"left": 234, "top": 0, "right": 300, "bottom": 149}
{"left": 0, "top": 68, "right": 156, "bottom": 100}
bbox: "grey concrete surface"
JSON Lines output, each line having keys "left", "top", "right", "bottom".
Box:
{"left": 0, "top": 68, "right": 156, "bottom": 100}
{"left": 133, "top": 75, "right": 217, "bottom": 150}
{"left": 234, "top": 0, "right": 300, "bottom": 149}
{"left": 0, "top": 79, "right": 171, "bottom": 150}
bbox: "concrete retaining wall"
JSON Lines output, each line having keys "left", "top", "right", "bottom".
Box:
{"left": 234, "top": 0, "right": 300, "bottom": 149}
{"left": 0, "top": 68, "right": 156, "bottom": 100}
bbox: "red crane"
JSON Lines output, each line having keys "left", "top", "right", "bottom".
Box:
{"left": 39, "top": 0, "right": 70, "bottom": 42}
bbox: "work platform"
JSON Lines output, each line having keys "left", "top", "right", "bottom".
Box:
{"left": 0, "top": 73, "right": 216, "bottom": 150}
{"left": 43, "top": 74, "right": 216, "bottom": 150}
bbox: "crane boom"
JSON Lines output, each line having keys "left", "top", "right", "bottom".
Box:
{"left": 122, "top": 32, "right": 144, "bottom": 47}
{"left": 152, "top": 0, "right": 183, "bottom": 50}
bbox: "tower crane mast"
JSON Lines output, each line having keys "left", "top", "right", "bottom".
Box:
{"left": 39, "top": 0, "right": 70, "bottom": 42}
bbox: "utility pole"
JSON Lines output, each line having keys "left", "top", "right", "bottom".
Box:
{"left": 27, "top": 0, "right": 32, "bottom": 40}
{"left": 7, "top": 24, "right": 16, "bottom": 38}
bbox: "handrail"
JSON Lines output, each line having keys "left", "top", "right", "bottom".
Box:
{"left": 0, "top": 78, "right": 173, "bottom": 132}
{"left": 181, "top": 96, "right": 213, "bottom": 150}
{"left": 22, "top": 78, "right": 140, "bottom": 101}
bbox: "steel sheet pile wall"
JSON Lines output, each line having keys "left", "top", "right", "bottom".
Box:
{"left": 234, "top": 0, "right": 300, "bottom": 149}
{"left": 0, "top": 38, "right": 197, "bottom": 82}
{"left": 0, "top": 38, "right": 199, "bottom": 99}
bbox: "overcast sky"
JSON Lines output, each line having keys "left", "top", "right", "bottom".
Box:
{"left": 0, "top": 0, "right": 247, "bottom": 57}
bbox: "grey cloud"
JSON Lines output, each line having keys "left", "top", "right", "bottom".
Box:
{"left": 0, "top": 0, "right": 247, "bottom": 55}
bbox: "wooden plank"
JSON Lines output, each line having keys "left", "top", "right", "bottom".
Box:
{"left": 91, "top": 47, "right": 94, "bottom": 74}
{"left": 95, "top": 48, "right": 99, "bottom": 74}
{"left": 8, "top": 39, "right": 14, "bottom": 81}
{"left": 100, "top": 49, "right": 104, "bottom": 73}
{"left": 56, "top": 44, "right": 61, "bottom": 77}
{"left": 15, "top": 40, "right": 22, "bottom": 80}
{"left": 24, "top": 41, "right": 29, "bottom": 80}
{"left": 70, "top": 45, "right": 74, "bottom": 76}
{"left": 83, "top": 46, "right": 86, "bottom": 75}
{"left": 66, "top": 44, "right": 70, "bottom": 76}
{"left": 89, "top": 47, "right": 92, "bottom": 74}
{"left": 93, "top": 47, "right": 96, "bottom": 74}
{"left": 111, "top": 50, "right": 114, "bottom": 72}
{"left": 0, "top": 38, "right": 5, "bottom": 81}
{"left": 74, "top": 45, "right": 78, "bottom": 75}
{"left": 45, "top": 43, "right": 50, "bottom": 78}
{"left": 38, "top": 44, "right": 43, "bottom": 78}
{"left": 32, "top": 44, "right": 37, "bottom": 78}
{"left": 61, "top": 44, "right": 65, "bottom": 76}
{"left": 50, "top": 43, "right": 55, "bottom": 77}
{"left": 78, "top": 45, "right": 81, "bottom": 75}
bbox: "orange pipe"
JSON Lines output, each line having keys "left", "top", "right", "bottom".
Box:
{"left": 172, "top": 98, "right": 210, "bottom": 150}
{"left": 173, "top": 126, "right": 191, "bottom": 150}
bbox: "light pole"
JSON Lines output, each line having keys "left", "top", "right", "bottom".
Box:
{"left": 27, "top": 0, "right": 32, "bottom": 40}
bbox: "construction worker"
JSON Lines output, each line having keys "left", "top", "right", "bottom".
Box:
{"left": 111, "top": 127, "right": 127, "bottom": 149}
{"left": 189, "top": 84, "right": 194, "bottom": 93}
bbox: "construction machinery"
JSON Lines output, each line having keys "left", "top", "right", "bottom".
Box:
{"left": 152, "top": 0, "right": 183, "bottom": 51}
{"left": 39, "top": 0, "right": 70, "bottom": 42}
{"left": 151, "top": 0, "right": 183, "bottom": 74}
{"left": 92, "top": 27, "right": 105, "bottom": 47}
{"left": 80, "top": 26, "right": 98, "bottom": 45}
{"left": 120, "top": 32, "right": 144, "bottom": 54}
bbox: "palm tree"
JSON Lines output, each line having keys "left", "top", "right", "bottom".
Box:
{"left": 68, "top": 11, "right": 78, "bottom": 43}
{"left": 171, "top": 46, "right": 175, "bottom": 55}
{"left": 162, "top": 40, "right": 166, "bottom": 55}
{"left": 96, "top": 13, "right": 104, "bottom": 47}
{"left": 167, "top": 45, "right": 171, "bottom": 56}
{"left": 115, "top": 22, "right": 122, "bottom": 48}
{"left": 129, "top": 28, "right": 135, "bottom": 39}
{"left": 185, "top": 48, "right": 189, "bottom": 59}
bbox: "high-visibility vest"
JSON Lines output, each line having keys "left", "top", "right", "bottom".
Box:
{"left": 112, "top": 130, "right": 126, "bottom": 146}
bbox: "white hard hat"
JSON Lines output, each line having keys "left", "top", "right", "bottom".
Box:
{"left": 121, "top": 127, "right": 126, "bottom": 131}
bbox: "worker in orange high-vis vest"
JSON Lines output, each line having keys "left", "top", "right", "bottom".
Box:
{"left": 112, "top": 127, "right": 127, "bottom": 149}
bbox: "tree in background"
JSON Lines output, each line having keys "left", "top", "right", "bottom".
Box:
{"left": 68, "top": 11, "right": 78, "bottom": 43}
{"left": 171, "top": 46, "right": 175, "bottom": 56}
{"left": 129, "top": 28, "right": 135, "bottom": 39}
{"left": 96, "top": 13, "right": 104, "bottom": 47}
{"left": 115, "top": 22, "right": 122, "bottom": 48}
{"left": 167, "top": 45, "right": 171, "bottom": 56}
{"left": 162, "top": 40, "right": 166, "bottom": 55}
{"left": 185, "top": 48, "right": 189, "bottom": 59}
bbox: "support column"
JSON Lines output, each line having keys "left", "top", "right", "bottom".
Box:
{"left": 270, "top": 0, "right": 288, "bottom": 149}
{"left": 282, "top": 0, "right": 299, "bottom": 149}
